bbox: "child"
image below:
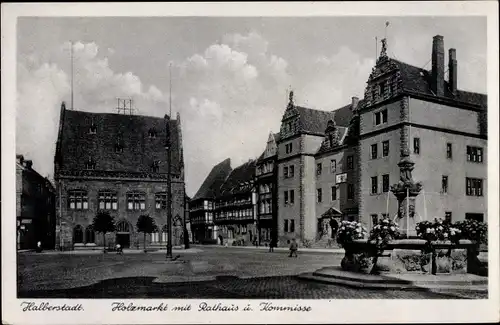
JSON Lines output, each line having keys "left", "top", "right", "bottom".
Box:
{"left": 288, "top": 239, "right": 298, "bottom": 257}
{"left": 116, "top": 243, "right": 123, "bottom": 255}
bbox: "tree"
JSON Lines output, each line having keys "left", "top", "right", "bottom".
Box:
{"left": 136, "top": 215, "right": 157, "bottom": 252}
{"left": 92, "top": 211, "right": 115, "bottom": 253}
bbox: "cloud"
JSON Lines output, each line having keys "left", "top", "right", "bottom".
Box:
{"left": 16, "top": 41, "right": 170, "bottom": 181}
{"left": 16, "top": 32, "right": 377, "bottom": 196}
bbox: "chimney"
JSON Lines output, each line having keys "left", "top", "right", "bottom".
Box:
{"left": 25, "top": 160, "right": 33, "bottom": 169}
{"left": 431, "top": 35, "right": 445, "bottom": 97}
{"left": 449, "top": 48, "right": 457, "bottom": 95}
{"left": 351, "top": 96, "right": 359, "bottom": 110}
{"left": 16, "top": 154, "right": 24, "bottom": 165}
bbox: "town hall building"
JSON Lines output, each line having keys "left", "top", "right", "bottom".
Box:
{"left": 54, "top": 102, "right": 186, "bottom": 250}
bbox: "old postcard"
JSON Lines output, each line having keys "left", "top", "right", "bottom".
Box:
{"left": 2, "top": 2, "right": 499, "bottom": 324}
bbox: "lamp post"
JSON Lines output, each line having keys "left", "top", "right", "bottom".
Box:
{"left": 165, "top": 127, "right": 173, "bottom": 260}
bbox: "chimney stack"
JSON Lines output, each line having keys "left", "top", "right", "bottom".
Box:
{"left": 431, "top": 35, "right": 445, "bottom": 97}
{"left": 449, "top": 48, "right": 457, "bottom": 95}
{"left": 351, "top": 96, "right": 359, "bottom": 111}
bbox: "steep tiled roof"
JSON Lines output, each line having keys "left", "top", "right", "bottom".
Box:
{"left": 56, "top": 109, "right": 183, "bottom": 176}
{"left": 293, "top": 103, "right": 353, "bottom": 136}
{"left": 219, "top": 160, "right": 256, "bottom": 196}
{"left": 393, "top": 59, "right": 487, "bottom": 108}
{"left": 330, "top": 104, "right": 354, "bottom": 127}
{"left": 193, "top": 158, "right": 232, "bottom": 200}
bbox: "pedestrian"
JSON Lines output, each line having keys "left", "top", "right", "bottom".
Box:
{"left": 269, "top": 238, "right": 275, "bottom": 252}
{"left": 116, "top": 243, "right": 123, "bottom": 255}
{"left": 36, "top": 241, "right": 42, "bottom": 253}
{"left": 288, "top": 239, "right": 298, "bottom": 257}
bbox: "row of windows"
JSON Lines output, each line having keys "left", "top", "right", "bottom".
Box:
{"left": 67, "top": 190, "right": 168, "bottom": 211}
{"left": 316, "top": 184, "right": 354, "bottom": 203}
{"left": 411, "top": 139, "right": 483, "bottom": 163}
{"left": 82, "top": 158, "right": 163, "bottom": 171}
{"left": 256, "top": 162, "right": 274, "bottom": 176}
{"left": 316, "top": 156, "right": 354, "bottom": 176}
{"left": 259, "top": 184, "right": 272, "bottom": 194}
{"left": 214, "top": 197, "right": 252, "bottom": 209}
{"left": 215, "top": 208, "right": 254, "bottom": 220}
{"left": 88, "top": 125, "right": 160, "bottom": 139}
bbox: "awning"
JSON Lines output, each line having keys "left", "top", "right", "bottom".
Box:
{"left": 321, "top": 207, "right": 342, "bottom": 218}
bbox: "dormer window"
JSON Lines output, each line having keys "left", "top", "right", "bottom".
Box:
{"left": 151, "top": 160, "right": 160, "bottom": 172}
{"left": 148, "top": 128, "right": 157, "bottom": 139}
{"left": 85, "top": 157, "right": 96, "bottom": 170}
{"left": 89, "top": 119, "right": 97, "bottom": 134}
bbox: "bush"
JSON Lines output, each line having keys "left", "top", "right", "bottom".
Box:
{"left": 369, "top": 217, "right": 400, "bottom": 245}
{"left": 336, "top": 220, "right": 367, "bottom": 247}
{"left": 453, "top": 219, "right": 487, "bottom": 245}
{"left": 416, "top": 218, "right": 461, "bottom": 244}
{"left": 302, "top": 239, "right": 313, "bottom": 248}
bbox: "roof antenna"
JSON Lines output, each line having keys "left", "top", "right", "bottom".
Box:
{"left": 70, "top": 41, "right": 74, "bottom": 110}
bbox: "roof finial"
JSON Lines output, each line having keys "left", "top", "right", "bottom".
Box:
{"left": 289, "top": 90, "right": 294, "bottom": 106}
{"left": 380, "top": 38, "right": 388, "bottom": 58}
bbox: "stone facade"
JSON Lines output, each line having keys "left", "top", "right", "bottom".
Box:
{"left": 54, "top": 103, "right": 186, "bottom": 250}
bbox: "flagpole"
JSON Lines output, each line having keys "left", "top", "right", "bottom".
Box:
{"left": 70, "top": 41, "right": 74, "bottom": 110}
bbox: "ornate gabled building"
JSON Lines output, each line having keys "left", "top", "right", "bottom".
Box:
{"left": 255, "top": 132, "right": 280, "bottom": 246}
{"left": 190, "top": 158, "right": 232, "bottom": 243}
{"left": 214, "top": 160, "right": 257, "bottom": 245}
{"left": 358, "top": 35, "right": 487, "bottom": 230}
{"left": 54, "top": 103, "right": 186, "bottom": 250}
{"left": 277, "top": 91, "right": 357, "bottom": 246}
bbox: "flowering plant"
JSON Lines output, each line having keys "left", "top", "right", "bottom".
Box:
{"left": 369, "top": 217, "right": 400, "bottom": 245}
{"left": 453, "top": 219, "right": 487, "bottom": 245}
{"left": 336, "top": 220, "right": 367, "bottom": 247}
{"left": 416, "top": 218, "right": 461, "bottom": 244}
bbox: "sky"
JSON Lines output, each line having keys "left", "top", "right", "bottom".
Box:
{"left": 16, "top": 17, "right": 487, "bottom": 197}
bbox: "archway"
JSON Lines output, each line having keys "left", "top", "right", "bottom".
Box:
{"left": 73, "top": 225, "right": 83, "bottom": 244}
{"left": 85, "top": 225, "right": 95, "bottom": 244}
{"left": 115, "top": 219, "right": 131, "bottom": 248}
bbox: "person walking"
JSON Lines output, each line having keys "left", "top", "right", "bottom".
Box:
{"left": 269, "top": 238, "right": 275, "bottom": 252}
{"left": 36, "top": 241, "right": 42, "bottom": 253}
{"left": 288, "top": 239, "right": 298, "bottom": 257}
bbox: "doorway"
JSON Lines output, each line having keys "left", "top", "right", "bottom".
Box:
{"left": 116, "top": 220, "right": 131, "bottom": 248}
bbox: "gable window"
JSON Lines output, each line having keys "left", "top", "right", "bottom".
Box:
{"left": 287, "top": 122, "right": 293, "bottom": 133}
{"left": 330, "top": 159, "right": 337, "bottom": 173}
{"left": 371, "top": 176, "right": 378, "bottom": 194}
{"left": 98, "top": 190, "right": 118, "bottom": 210}
{"left": 84, "top": 158, "right": 96, "bottom": 170}
{"left": 316, "top": 163, "right": 322, "bottom": 176}
{"left": 446, "top": 143, "right": 453, "bottom": 159}
{"left": 466, "top": 178, "right": 483, "bottom": 196}
{"left": 127, "top": 191, "right": 146, "bottom": 210}
{"left": 413, "top": 138, "right": 420, "bottom": 155}
{"left": 68, "top": 190, "right": 88, "bottom": 210}
{"left": 317, "top": 188, "right": 322, "bottom": 203}
{"left": 148, "top": 128, "right": 157, "bottom": 139}
{"left": 442, "top": 176, "right": 448, "bottom": 194}
{"left": 382, "top": 174, "right": 390, "bottom": 192}
{"left": 155, "top": 193, "right": 167, "bottom": 209}
{"left": 331, "top": 186, "right": 337, "bottom": 201}
{"left": 289, "top": 165, "right": 295, "bottom": 178}
{"left": 347, "top": 156, "right": 354, "bottom": 170}
{"left": 347, "top": 184, "right": 355, "bottom": 200}
{"left": 382, "top": 140, "right": 390, "bottom": 157}
{"left": 371, "top": 144, "right": 378, "bottom": 159}
{"left": 467, "top": 146, "right": 483, "bottom": 163}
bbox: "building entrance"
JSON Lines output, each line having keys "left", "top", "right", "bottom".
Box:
{"left": 116, "top": 220, "right": 131, "bottom": 248}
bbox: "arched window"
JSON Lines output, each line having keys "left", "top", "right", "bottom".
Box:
{"left": 85, "top": 225, "right": 95, "bottom": 244}
{"left": 116, "top": 220, "right": 131, "bottom": 233}
{"left": 151, "top": 229, "right": 160, "bottom": 243}
{"left": 73, "top": 225, "right": 83, "bottom": 244}
{"left": 161, "top": 225, "right": 168, "bottom": 243}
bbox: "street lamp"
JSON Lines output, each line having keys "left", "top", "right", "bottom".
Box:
{"left": 165, "top": 122, "right": 173, "bottom": 260}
